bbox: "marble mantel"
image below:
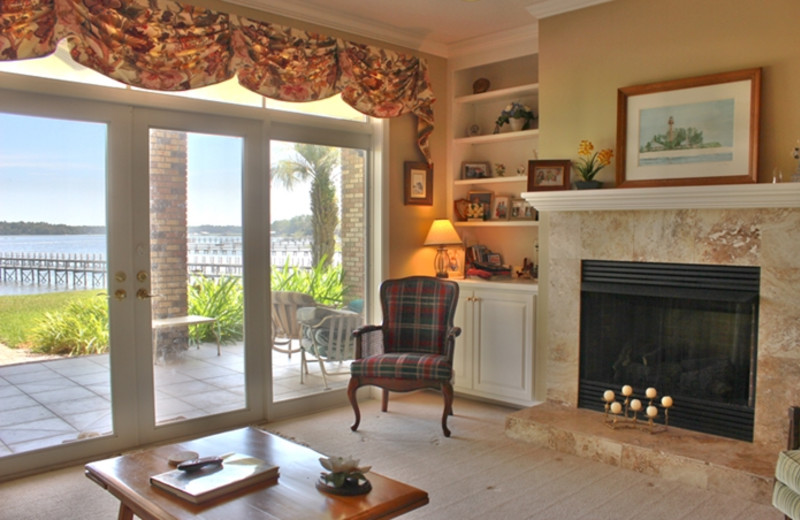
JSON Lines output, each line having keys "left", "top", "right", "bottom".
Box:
{"left": 522, "top": 182, "right": 800, "bottom": 212}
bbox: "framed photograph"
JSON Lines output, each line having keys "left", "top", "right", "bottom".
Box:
{"left": 527, "top": 160, "right": 571, "bottom": 191}
{"left": 510, "top": 198, "right": 535, "bottom": 220}
{"left": 492, "top": 195, "right": 510, "bottom": 220}
{"left": 616, "top": 68, "right": 760, "bottom": 188}
{"left": 403, "top": 162, "right": 432, "bottom": 205}
{"left": 467, "top": 190, "right": 493, "bottom": 221}
{"left": 461, "top": 162, "right": 491, "bottom": 179}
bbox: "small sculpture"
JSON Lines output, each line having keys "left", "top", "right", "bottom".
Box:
{"left": 517, "top": 258, "right": 535, "bottom": 280}
{"left": 317, "top": 456, "right": 371, "bottom": 494}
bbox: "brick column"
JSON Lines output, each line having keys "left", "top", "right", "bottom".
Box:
{"left": 340, "top": 148, "right": 365, "bottom": 306}
{"left": 149, "top": 129, "right": 189, "bottom": 360}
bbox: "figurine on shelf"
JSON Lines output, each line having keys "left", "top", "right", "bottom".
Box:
{"left": 517, "top": 258, "right": 535, "bottom": 280}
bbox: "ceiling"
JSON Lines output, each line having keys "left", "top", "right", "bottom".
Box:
{"left": 225, "top": 0, "right": 612, "bottom": 56}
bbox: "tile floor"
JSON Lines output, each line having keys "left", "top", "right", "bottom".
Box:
{"left": 0, "top": 341, "right": 349, "bottom": 456}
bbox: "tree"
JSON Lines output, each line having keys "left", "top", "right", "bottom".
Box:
{"left": 271, "top": 144, "right": 340, "bottom": 268}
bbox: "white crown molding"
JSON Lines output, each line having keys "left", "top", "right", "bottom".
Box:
{"left": 522, "top": 183, "right": 800, "bottom": 212}
{"left": 224, "top": 0, "right": 450, "bottom": 56}
{"left": 526, "top": 0, "right": 614, "bottom": 19}
{"left": 448, "top": 23, "right": 539, "bottom": 65}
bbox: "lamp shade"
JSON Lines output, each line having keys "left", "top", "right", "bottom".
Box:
{"left": 423, "top": 219, "right": 462, "bottom": 246}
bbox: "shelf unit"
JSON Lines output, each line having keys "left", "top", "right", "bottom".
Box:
{"left": 448, "top": 53, "right": 540, "bottom": 263}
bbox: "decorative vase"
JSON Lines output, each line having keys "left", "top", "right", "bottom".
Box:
{"left": 509, "top": 117, "right": 526, "bottom": 132}
{"left": 575, "top": 180, "right": 603, "bottom": 190}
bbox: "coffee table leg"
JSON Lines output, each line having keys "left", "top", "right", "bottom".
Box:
{"left": 117, "top": 503, "right": 134, "bottom": 520}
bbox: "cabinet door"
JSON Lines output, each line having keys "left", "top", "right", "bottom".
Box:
{"left": 452, "top": 291, "right": 474, "bottom": 391}
{"left": 474, "top": 289, "right": 535, "bottom": 402}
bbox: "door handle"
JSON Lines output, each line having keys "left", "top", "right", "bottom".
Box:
{"left": 136, "top": 288, "right": 158, "bottom": 300}
{"left": 114, "top": 289, "right": 127, "bottom": 300}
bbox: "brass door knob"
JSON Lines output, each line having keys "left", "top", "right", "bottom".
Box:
{"left": 114, "top": 289, "right": 127, "bottom": 300}
{"left": 136, "top": 288, "right": 156, "bottom": 300}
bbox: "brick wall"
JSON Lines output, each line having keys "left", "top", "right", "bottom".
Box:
{"left": 149, "top": 129, "right": 189, "bottom": 359}
{"left": 340, "top": 148, "right": 365, "bottom": 305}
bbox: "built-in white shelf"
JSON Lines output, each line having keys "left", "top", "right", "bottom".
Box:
{"left": 454, "top": 83, "right": 539, "bottom": 105}
{"left": 454, "top": 128, "right": 539, "bottom": 145}
{"left": 522, "top": 183, "right": 800, "bottom": 211}
{"left": 454, "top": 176, "right": 527, "bottom": 186}
{"left": 454, "top": 220, "right": 538, "bottom": 228}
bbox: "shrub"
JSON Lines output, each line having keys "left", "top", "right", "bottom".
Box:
{"left": 271, "top": 256, "right": 346, "bottom": 307}
{"left": 30, "top": 295, "right": 109, "bottom": 356}
{"left": 188, "top": 276, "right": 244, "bottom": 344}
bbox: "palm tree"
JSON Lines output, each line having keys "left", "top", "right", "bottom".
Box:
{"left": 272, "top": 144, "right": 340, "bottom": 269}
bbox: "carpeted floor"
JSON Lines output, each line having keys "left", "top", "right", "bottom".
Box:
{"left": 0, "top": 392, "right": 782, "bottom": 519}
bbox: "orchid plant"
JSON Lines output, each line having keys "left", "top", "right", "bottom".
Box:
{"left": 574, "top": 140, "right": 614, "bottom": 181}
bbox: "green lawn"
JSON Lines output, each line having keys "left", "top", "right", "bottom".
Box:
{"left": 0, "top": 290, "right": 98, "bottom": 348}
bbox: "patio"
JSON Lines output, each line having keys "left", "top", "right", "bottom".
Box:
{"left": 0, "top": 341, "right": 349, "bottom": 456}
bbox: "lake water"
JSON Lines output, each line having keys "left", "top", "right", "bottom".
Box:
{"left": 0, "top": 234, "right": 312, "bottom": 296}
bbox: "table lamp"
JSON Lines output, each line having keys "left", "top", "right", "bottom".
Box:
{"left": 423, "top": 219, "right": 462, "bottom": 278}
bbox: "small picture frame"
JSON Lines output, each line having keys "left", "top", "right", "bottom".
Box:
{"left": 510, "top": 198, "right": 536, "bottom": 220}
{"left": 492, "top": 195, "right": 510, "bottom": 220}
{"left": 467, "top": 190, "right": 493, "bottom": 221}
{"left": 404, "top": 162, "right": 432, "bottom": 205}
{"left": 462, "top": 162, "right": 491, "bottom": 180}
{"left": 527, "top": 159, "right": 571, "bottom": 191}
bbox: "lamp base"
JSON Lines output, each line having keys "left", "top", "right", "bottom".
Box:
{"left": 435, "top": 272, "right": 449, "bottom": 278}
{"left": 433, "top": 248, "right": 450, "bottom": 279}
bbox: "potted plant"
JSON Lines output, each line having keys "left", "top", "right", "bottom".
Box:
{"left": 495, "top": 102, "right": 536, "bottom": 132}
{"left": 574, "top": 140, "right": 613, "bottom": 189}
{"left": 317, "top": 456, "right": 372, "bottom": 495}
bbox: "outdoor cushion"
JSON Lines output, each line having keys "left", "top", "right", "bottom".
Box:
{"left": 350, "top": 353, "right": 451, "bottom": 381}
{"left": 773, "top": 449, "right": 800, "bottom": 519}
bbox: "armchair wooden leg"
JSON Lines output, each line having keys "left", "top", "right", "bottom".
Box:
{"left": 347, "top": 377, "right": 361, "bottom": 432}
{"left": 441, "top": 382, "right": 454, "bottom": 437}
{"left": 381, "top": 389, "right": 389, "bottom": 412}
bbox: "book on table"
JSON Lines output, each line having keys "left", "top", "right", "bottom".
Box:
{"left": 150, "top": 453, "right": 279, "bottom": 504}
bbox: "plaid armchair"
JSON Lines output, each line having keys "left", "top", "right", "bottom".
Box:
{"left": 347, "top": 276, "right": 461, "bottom": 437}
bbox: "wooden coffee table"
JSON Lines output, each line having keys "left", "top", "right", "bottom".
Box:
{"left": 85, "top": 427, "right": 428, "bottom": 520}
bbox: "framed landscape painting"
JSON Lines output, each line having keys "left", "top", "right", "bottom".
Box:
{"left": 616, "top": 68, "right": 760, "bottom": 188}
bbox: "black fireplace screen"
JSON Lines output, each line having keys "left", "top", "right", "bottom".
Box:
{"left": 578, "top": 260, "right": 759, "bottom": 441}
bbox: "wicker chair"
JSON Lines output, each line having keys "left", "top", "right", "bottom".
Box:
{"left": 271, "top": 291, "right": 315, "bottom": 358}
{"left": 347, "top": 276, "right": 461, "bottom": 436}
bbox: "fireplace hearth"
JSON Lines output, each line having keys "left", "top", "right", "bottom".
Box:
{"left": 578, "top": 260, "right": 759, "bottom": 441}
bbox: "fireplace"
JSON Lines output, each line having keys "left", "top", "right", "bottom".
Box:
{"left": 578, "top": 259, "right": 759, "bottom": 441}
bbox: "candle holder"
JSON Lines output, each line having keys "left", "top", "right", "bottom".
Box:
{"left": 602, "top": 385, "right": 672, "bottom": 434}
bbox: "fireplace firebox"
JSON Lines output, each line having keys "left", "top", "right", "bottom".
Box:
{"left": 578, "top": 260, "right": 759, "bottom": 441}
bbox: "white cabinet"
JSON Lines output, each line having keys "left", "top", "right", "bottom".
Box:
{"left": 453, "top": 280, "right": 536, "bottom": 406}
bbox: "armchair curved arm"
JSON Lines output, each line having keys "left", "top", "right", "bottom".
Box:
{"left": 444, "top": 326, "right": 462, "bottom": 361}
{"left": 353, "top": 325, "right": 384, "bottom": 359}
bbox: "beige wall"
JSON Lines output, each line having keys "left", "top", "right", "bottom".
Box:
{"left": 538, "top": 0, "right": 800, "bottom": 184}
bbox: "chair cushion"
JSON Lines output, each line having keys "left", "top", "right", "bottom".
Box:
{"left": 773, "top": 480, "right": 800, "bottom": 519}
{"left": 350, "top": 353, "right": 452, "bottom": 381}
{"left": 777, "top": 450, "right": 800, "bottom": 496}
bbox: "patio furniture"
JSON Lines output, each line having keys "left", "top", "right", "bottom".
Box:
{"left": 271, "top": 291, "right": 315, "bottom": 358}
{"left": 298, "top": 306, "right": 362, "bottom": 389}
{"left": 347, "top": 276, "right": 461, "bottom": 437}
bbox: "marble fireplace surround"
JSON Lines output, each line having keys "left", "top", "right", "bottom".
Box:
{"left": 513, "top": 183, "right": 800, "bottom": 502}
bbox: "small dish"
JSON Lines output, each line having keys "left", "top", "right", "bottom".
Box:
{"left": 167, "top": 450, "right": 199, "bottom": 466}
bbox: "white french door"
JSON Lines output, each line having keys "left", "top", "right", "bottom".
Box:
{"left": 131, "top": 109, "right": 268, "bottom": 445}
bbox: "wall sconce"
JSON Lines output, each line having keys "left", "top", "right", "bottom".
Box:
{"left": 423, "top": 219, "right": 462, "bottom": 278}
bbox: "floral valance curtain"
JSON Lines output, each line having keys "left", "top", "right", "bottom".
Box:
{"left": 0, "top": 0, "right": 435, "bottom": 162}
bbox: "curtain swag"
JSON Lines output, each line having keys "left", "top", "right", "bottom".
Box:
{"left": 0, "top": 0, "right": 435, "bottom": 162}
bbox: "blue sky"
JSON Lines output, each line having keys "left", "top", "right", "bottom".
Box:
{"left": 0, "top": 113, "right": 310, "bottom": 227}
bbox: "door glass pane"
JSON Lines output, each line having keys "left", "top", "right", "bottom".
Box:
{"left": 0, "top": 113, "right": 113, "bottom": 455}
{"left": 270, "top": 141, "right": 367, "bottom": 401}
{"left": 149, "top": 129, "right": 246, "bottom": 425}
